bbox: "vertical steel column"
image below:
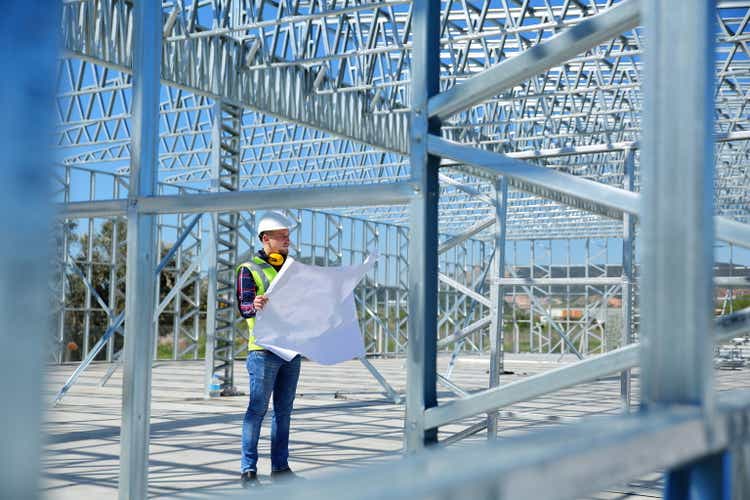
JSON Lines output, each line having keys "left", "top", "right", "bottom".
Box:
{"left": 512, "top": 241, "right": 519, "bottom": 353}
{"left": 204, "top": 212, "right": 218, "bottom": 397}
{"left": 153, "top": 217, "right": 163, "bottom": 360}
{"left": 487, "top": 177, "right": 508, "bottom": 439}
{"left": 193, "top": 218, "right": 203, "bottom": 360}
{"left": 119, "top": 0, "right": 161, "bottom": 497}
{"left": 641, "top": 1, "right": 727, "bottom": 497}
{"left": 583, "top": 238, "right": 590, "bottom": 354}
{"left": 54, "top": 222, "right": 69, "bottom": 363}
{"left": 529, "top": 241, "right": 535, "bottom": 352}
{"left": 0, "top": 2, "right": 56, "bottom": 498}
{"left": 83, "top": 187, "right": 94, "bottom": 356}
{"left": 398, "top": 226, "right": 409, "bottom": 354}
{"left": 208, "top": 101, "right": 242, "bottom": 395}
{"left": 620, "top": 148, "right": 636, "bottom": 410}
{"left": 172, "top": 213, "right": 184, "bottom": 360}
{"left": 405, "top": 0, "right": 441, "bottom": 451}
{"left": 58, "top": 167, "right": 72, "bottom": 363}
{"left": 106, "top": 211, "right": 121, "bottom": 362}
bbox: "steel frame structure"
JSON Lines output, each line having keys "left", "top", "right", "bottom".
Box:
{"left": 16, "top": 0, "right": 749, "bottom": 498}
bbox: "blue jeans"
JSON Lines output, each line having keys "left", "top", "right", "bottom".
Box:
{"left": 241, "top": 351, "right": 301, "bottom": 473}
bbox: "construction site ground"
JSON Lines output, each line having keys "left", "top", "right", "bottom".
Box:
{"left": 42, "top": 353, "right": 749, "bottom": 499}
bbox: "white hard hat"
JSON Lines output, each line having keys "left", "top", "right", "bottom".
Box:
{"left": 257, "top": 211, "right": 293, "bottom": 239}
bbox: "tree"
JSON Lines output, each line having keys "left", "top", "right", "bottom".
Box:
{"left": 61, "top": 219, "right": 207, "bottom": 361}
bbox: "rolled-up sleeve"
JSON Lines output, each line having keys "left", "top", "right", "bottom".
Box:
{"left": 236, "top": 267, "right": 257, "bottom": 318}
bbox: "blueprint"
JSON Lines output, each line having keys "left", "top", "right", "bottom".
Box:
{"left": 252, "top": 253, "right": 377, "bottom": 364}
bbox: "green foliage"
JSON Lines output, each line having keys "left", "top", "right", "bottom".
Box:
{"left": 730, "top": 295, "right": 750, "bottom": 311}
{"left": 63, "top": 219, "right": 207, "bottom": 361}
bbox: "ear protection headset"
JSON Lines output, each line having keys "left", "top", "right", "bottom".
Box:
{"left": 267, "top": 252, "right": 285, "bottom": 266}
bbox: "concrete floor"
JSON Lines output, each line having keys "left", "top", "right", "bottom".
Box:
{"left": 42, "top": 353, "right": 750, "bottom": 499}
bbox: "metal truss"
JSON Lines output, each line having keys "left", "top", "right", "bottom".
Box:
{"left": 55, "top": 0, "right": 750, "bottom": 242}
{"left": 60, "top": 0, "right": 408, "bottom": 153}
{"left": 204, "top": 102, "right": 243, "bottom": 395}
{"left": 45, "top": 0, "right": 750, "bottom": 496}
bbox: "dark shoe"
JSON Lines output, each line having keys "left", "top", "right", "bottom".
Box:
{"left": 270, "top": 467, "right": 301, "bottom": 482}
{"left": 241, "top": 470, "right": 260, "bottom": 488}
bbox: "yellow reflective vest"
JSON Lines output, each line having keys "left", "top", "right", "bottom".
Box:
{"left": 236, "top": 256, "right": 279, "bottom": 351}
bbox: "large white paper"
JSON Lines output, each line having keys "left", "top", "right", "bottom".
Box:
{"left": 252, "top": 254, "right": 377, "bottom": 364}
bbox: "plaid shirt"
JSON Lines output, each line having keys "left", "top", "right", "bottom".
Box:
{"left": 236, "top": 250, "right": 282, "bottom": 319}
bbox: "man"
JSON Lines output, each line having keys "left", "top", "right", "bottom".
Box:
{"left": 235, "top": 211, "right": 301, "bottom": 488}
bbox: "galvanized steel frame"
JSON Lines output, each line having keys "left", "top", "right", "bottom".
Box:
{"left": 46, "top": 0, "right": 750, "bottom": 497}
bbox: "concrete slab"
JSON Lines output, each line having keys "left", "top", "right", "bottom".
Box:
{"left": 41, "top": 353, "right": 748, "bottom": 499}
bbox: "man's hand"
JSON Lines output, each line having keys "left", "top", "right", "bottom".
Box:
{"left": 253, "top": 294, "right": 269, "bottom": 311}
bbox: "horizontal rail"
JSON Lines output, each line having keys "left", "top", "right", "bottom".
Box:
{"left": 56, "top": 182, "right": 414, "bottom": 218}
{"left": 497, "top": 276, "right": 750, "bottom": 287}
{"left": 429, "top": 0, "right": 641, "bottom": 120}
{"left": 429, "top": 136, "right": 750, "bottom": 248}
{"left": 243, "top": 390, "right": 750, "bottom": 500}
{"left": 425, "top": 307, "right": 750, "bottom": 429}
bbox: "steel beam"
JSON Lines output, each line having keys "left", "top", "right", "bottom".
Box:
{"left": 57, "top": 182, "right": 414, "bottom": 218}
{"left": 487, "top": 177, "right": 508, "bottom": 439}
{"left": 641, "top": 0, "right": 725, "bottom": 489}
{"left": 241, "top": 391, "right": 750, "bottom": 500}
{"left": 492, "top": 276, "right": 744, "bottom": 287}
{"left": 60, "top": 1, "right": 408, "bottom": 154}
{"left": 0, "top": 2, "right": 57, "bottom": 498}
{"left": 359, "top": 357, "right": 402, "bottom": 404}
{"left": 437, "top": 316, "right": 492, "bottom": 349}
{"left": 715, "top": 276, "right": 750, "bottom": 287}
{"left": 438, "top": 273, "right": 492, "bottom": 308}
{"left": 209, "top": 102, "right": 242, "bottom": 396}
{"left": 495, "top": 277, "right": 622, "bottom": 286}
{"left": 426, "top": 344, "right": 639, "bottom": 430}
{"left": 405, "top": 0, "right": 440, "bottom": 452}
{"left": 429, "top": 0, "right": 641, "bottom": 121}
{"left": 119, "top": 0, "right": 161, "bottom": 497}
{"left": 57, "top": 199, "right": 129, "bottom": 219}
{"left": 425, "top": 305, "right": 750, "bottom": 430}
{"left": 640, "top": 0, "right": 715, "bottom": 409}
{"left": 429, "top": 135, "right": 638, "bottom": 220}
{"left": 621, "top": 148, "right": 636, "bottom": 410}
{"left": 429, "top": 135, "right": 750, "bottom": 249}
{"left": 438, "top": 173, "right": 496, "bottom": 205}
{"left": 438, "top": 216, "right": 496, "bottom": 255}
{"left": 203, "top": 214, "right": 219, "bottom": 399}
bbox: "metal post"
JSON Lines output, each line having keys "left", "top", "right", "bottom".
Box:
{"left": 58, "top": 167, "right": 72, "bottom": 363}
{"left": 641, "top": 0, "right": 726, "bottom": 495}
{"left": 405, "top": 0, "right": 440, "bottom": 452}
{"left": 153, "top": 217, "right": 163, "bottom": 360}
{"left": 641, "top": 0, "right": 715, "bottom": 412}
{"left": 665, "top": 452, "right": 728, "bottom": 500}
{"left": 193, "top": 218, "right": 203, "bottom": 360}
{"left": 172, "top": 213, "right": 183, "bottom": 360}
{"left": 0, "top": 2, "right": 56, "bottom": 498}
{"left": 204, "top": 214, "right": 218, "bottom": 398}
{"left": 106, "top": 211, "right": 121, "bottom": 362}
{"left": 488, "top": 177, "right": 508, "bottom": 439}
{"left": 119, "top": 0, "right": 161, "bottom": 497}
{"left": 84, "top": 188, "right": 94, "bottom": 356}
{"left": 620, "top": 148, "right": 636, "bottom": 411}
{"left": 207, "top": 100, "right": 242, "bottom": 395}
{"left": 530, "top": 241, "right": 536, "bottom": 352}
{"left": 512, "top": 241, "right": 519, "bottom": 353}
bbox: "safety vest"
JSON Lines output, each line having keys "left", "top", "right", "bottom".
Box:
{"left": 237, "top": 256, "right": 278, "bottom": 351}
